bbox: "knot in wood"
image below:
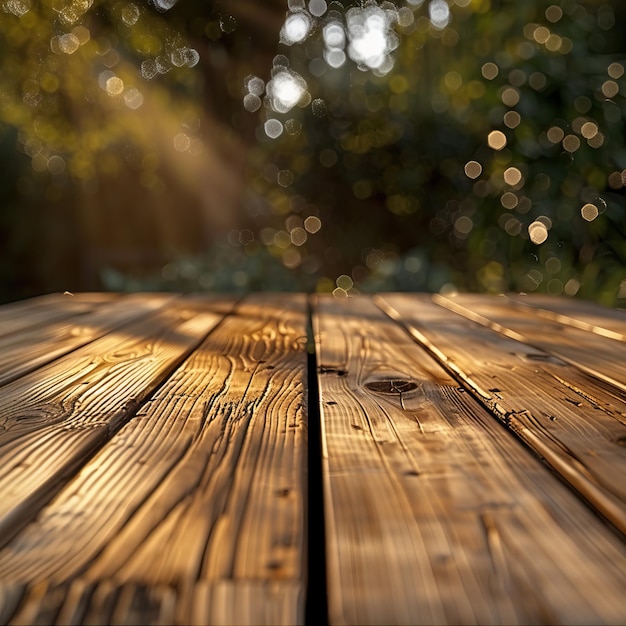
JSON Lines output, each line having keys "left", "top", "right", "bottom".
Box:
{"left": 364, "top": 379, "right": 418, "bottom": 394}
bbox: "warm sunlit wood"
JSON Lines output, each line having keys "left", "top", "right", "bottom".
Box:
{"left": 435, "top": 292, "right": 626, "bottom": 390}
{"left": 0, "top": 293, "right": 308, "bottom": 626}
{"left": 380, "top": 293, "right": 626, "bottom": 537}
{"left": 0, "top": 293, "right": 174, "bottom": 387}
{"left": 0, "top": 293, "right": 118, "bottom": 339}
{"left": 0, "top": 296, "right": 229, "bottom": 550}
{"left": 506, "top": 293, "right": 626, "bottom": 341}
{"left": 0, "top": 292, "right": 624, "bottom": 625}
{"left": 316, "top": 295, "right": 626, "bottom": 625}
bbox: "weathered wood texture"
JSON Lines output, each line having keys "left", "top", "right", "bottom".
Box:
{"left": 507, "top": 293, "right": 626, "bottom": 341}
{"left": 314, "top": 295, "right": 626, "bottom": 625}
{"left": 0, "top": 293, "right": 117, "bottom": 339}
{"left": 435, "top": 293, "right": 626, "bottom": 390}
{"left": 0, "top": 294, "right": 308, "bottom": 625}
{"left": 0, "top": 295, "right": 229, "bottom": 551}
{"left": 379, "top": 293, "right": 626, "bottom": 537}
{"left": 0, "top": 292, "right": 624, "bottom": 626}
{"left": 0, "top": 293, "right": 173, "bottom": 387}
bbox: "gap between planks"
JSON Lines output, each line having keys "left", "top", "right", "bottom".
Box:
{"left": 0, "top": 295, "right": 235, "bottom": 551}
{"left": 1, "top": 293, "right": 625, "bottom": 625}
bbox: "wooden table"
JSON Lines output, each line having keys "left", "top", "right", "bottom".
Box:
{"left": 0, "top": 292, "right": 625, "bottom": 625}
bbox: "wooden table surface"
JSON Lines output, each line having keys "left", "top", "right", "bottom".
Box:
{"left": 0, "top": 292, "right": 625, "bottom": 625}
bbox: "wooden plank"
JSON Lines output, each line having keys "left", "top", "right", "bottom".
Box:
{"left": 508, "top": 293, "right": 626, "bottom": 341}
{"left": 7, "top": 581, "right": 66, "bottom": 626}
{"left": 435, "top": 293, "right": 626, "bottom": 391}
{"left": 0, "top": 293, "right": 175, "bottom": 387}
{"left": 4, "top": 579, "right": 302, "bottom": 626}
{"left": 186, "top": 581, "right": 303, "bottom": 626}
{"left": 314, "top": 295, "right": 626, "bottom": 625}
{"left": 378, "top": 293, "right": 626, "bottom": 537}
{"left": 0, "top": 295, "right": 231, "bottom": 551}
{"left": 0, "top": 294, "right": 307, "bottom": 625}
{"left": 0, "top": 583, "right": 24, "bottom": 625}
{"left": 0, "top": 293, "right": 118, "bottom": 338}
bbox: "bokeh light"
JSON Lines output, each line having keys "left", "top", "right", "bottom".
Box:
{"left": 0, "top": 0, "right": 624, "bottom": 305}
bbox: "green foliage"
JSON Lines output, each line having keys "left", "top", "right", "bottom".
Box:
{"left": 244, "top": 0, "right": 626, "bottom": 302}
{"left": 0, "top": 0, "right": 624, "bottom": 304}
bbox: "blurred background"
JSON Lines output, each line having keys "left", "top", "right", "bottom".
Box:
{"left": 1, "top": 0, "right": 625, "bottom": 304}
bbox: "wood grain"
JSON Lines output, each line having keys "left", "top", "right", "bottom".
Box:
{"left": 435, "top": 293, "right": 626, "bottom": 391}
{"left": 6, "top": 579, "right": 303, "bottom": 626}
{"left": 314, "top": 295, "right": 626, "bottom": 625}
{"left": 0, "top": 295, "right": 230, "bottom": 551}
{"left": 0, "top": 293, "right": 117, "bottom": 339}
{"left": 378, "top": 293, "right": 626, "bottom": 537}
{"left": 507, "top": 293, "right": 626, "bottom": 341}
{"left": 2, "top": 292, "right": 626, "bottom": 626}
{"left": 0, "top": 293, "right": 174, "bottom": 387}
{"left": 0, "top": 294, "right": 308, "bottom": 625}
{"left": 0, "top": 583, "right": 24, "bottom": 625}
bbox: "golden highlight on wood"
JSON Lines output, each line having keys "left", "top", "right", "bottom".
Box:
{"left": 0, "top": 292, "right": 624, "bottom": 625}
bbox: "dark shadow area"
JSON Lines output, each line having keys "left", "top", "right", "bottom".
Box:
{"left": 305, "top": 306, "right": 329, "bottom": 626}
